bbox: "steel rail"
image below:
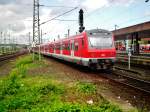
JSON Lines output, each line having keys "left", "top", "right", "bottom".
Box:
{"left": 100, "top": 69, "right": 150, "bottom": 94}
{"left": 0, "top": 51, "right": 28, "bottom": 62}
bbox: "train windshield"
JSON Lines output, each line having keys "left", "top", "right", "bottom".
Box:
{"left": 88, "top": 32, "right": 113, "bottom": 49}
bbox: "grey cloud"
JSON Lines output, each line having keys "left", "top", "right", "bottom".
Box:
{"left": 0, "top": 0, "right": 14, "bottom": 5}
{"left": 0, "top": 0, "right": 33, "bottom": 34}
{"left": 0, "top": 0, "right": 32, "bottom": 5}
{"left": 11, "top": 22, "right": 26, "bottom": 32}
{"left": 108, "top": 0, "right": 135, "bottom": 6}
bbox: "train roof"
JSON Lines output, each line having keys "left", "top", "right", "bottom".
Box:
{"left": 39, "top": 29, "right": 112, "bottom": 46}
{"left": 85, "top": 29, "right": 111, "bottom": 35}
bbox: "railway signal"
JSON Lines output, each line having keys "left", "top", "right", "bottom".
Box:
{"left": 79, "top": 9, "right": 85, "bottom": 33}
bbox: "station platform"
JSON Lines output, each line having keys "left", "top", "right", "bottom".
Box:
{"left": 116, "top": 52, "right": 150, "bottom": 68}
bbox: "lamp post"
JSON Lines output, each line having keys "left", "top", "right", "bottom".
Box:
{"left": 114, "top": 25, "right": 119, "bottom": 52}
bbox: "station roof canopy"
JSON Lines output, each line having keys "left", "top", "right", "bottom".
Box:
{"left": 112, "top": 21, "right": 150, "bottom": 40}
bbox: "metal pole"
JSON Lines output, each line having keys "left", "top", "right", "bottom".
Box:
{"left": 39, "top": 29, "right": 41, "bottom": 61}
{"left": 28, "top": 32, "right": 30, "bottom": 53}
{"left": 4, "top": 32, "right": 6, "bottom": 54}
{"left": 68, "top": 29, "right": 70, "bottom": 37}
{"left": 39, "top": 44, "right": 41, "bottom": 61}
{"left": 0, "top": 32, "right": 2, "bottom": 54}
{"left": 41, "top": 30, "right": 42, "bottom": 44}
{"left": 33, "top": 0, "right": 40, "bottom": 61}
{"left": 128, "top": 49, "right": 131, "bottom": 70}
{"left": 128, "top": 55, "right": 130, "bottom": 70}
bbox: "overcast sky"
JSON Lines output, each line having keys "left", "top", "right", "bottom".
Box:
{"left": 0, "top": 0, "right": 149, "bottom": 44}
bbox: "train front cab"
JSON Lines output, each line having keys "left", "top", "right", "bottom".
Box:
{"left": 83, "top": 29, "right": 116, "bottom": 70}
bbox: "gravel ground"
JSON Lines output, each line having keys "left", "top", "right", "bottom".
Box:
{"left": 38, "top": 56, "right": 150, "bottom": 111}
{"left": 0, "top": 59, "right": 15, "bottom": 77}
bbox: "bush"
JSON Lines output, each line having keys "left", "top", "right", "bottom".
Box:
{"left": 0, "top": 77, "right": 21, "bottom": 98}
{"left": 76, "top": 82, "right": 96, "bottom": 94}
{"left": 99, "top": 102, "right": 122, "bottom": 112}
{"left": 10, "top": 65, "right": 27, "bottom": 79}
{"left": 39, "top": 83, "right": 64, "bottom": 95}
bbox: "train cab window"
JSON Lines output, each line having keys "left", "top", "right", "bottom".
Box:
{"left": 88, "top": 30, "right": 113, "bottom": 49}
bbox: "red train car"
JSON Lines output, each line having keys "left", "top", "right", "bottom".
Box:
{"left": 35, "top": 29, "right": 116, "bottom": 70}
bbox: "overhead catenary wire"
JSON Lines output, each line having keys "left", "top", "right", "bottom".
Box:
{"left": 40, "top": 7, "right": 78, "bottom": 25}
{"left": 39, "top": 5, "right": 77, "bottom": 8}
{"left": 53, "top": 19, "right": 77, "bottom": 21}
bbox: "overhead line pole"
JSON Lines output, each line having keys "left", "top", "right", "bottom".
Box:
{"left": 33, "top": 0, "right": 40, "bottom": 61}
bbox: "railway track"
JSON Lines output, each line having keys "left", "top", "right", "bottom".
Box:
{"left": 0, "top": 50, "right": 28, "bottom": 62}
{"left": 101, "top": 68, "right": 150, "bottom": 94}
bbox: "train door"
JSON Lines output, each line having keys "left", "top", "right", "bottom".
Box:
{"left": 70, "top": 40, "right": 74, "bottom": 57}
{"left": 80, "top": 38, "right": 84, "bottom": 57}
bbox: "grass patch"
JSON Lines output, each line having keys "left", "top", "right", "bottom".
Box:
{"left": 15, "top": 55, "right": 33, "bottom": 67}
{"left": 0, "top": 54, "right": 124, "bottom": 111}
{"left": 76, "top": 82, "right": 96, "bottom": 94}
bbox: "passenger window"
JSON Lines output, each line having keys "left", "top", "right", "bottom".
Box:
{"left": 75, "top": 42, "right": 78, "bottom": 51}
{"left": 82, "top": 39, "right": 84, "bottom": 47}
{"left": 75, "top": 45, "right": 78, "bottom": 51}
{"left": 68, "top": 44, "right": 70, "bottom": 50}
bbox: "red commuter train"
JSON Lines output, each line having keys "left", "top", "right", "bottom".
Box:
{"left": 33, "top": 29, "right": 116, "bottom": 70}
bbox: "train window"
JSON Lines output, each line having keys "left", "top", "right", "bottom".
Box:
{"left": 75, "top": 43, "right": 78, "bottom": 51}
{"left": 62, "top": 44, "right": 65, "bottom": 50}
{"left": 58, "top": 45, "right": 60, "bottom": 50}
{"left": 82, "top": 39, "right": 84, "bottom": 47}
{"left": 65, "top": 44, "right": 68, "bottom": 50}
{"left": 75, "top": 46, "right": 78, "bottom": 51}
{"left": 67, "top": 44, "right": 70, "bottom": 50}
{"left": 56, "top": 45, "right": 60, "bottom": 50}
